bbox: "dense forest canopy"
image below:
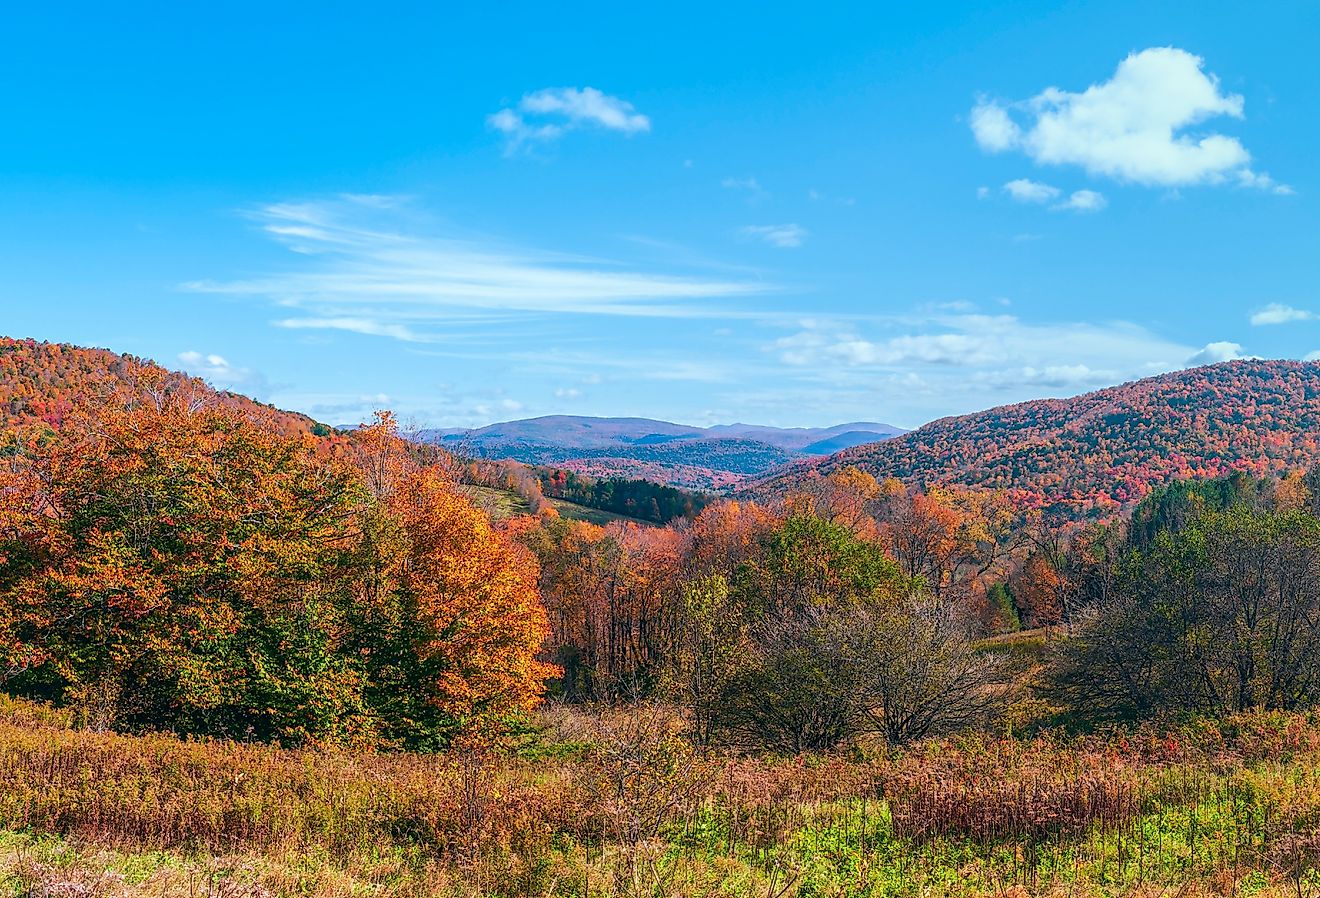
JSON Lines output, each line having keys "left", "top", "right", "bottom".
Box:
{"left": 0, "top": 390, "right": 553, "bottom": 748}
{"left": 756, "top": 359, "right": 1320, "bottom": 513}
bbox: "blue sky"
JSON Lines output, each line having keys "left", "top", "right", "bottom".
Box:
{"left": 3, "top": 1, "right": 1318, "bottom": 429}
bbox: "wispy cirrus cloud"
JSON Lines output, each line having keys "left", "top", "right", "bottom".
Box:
{"left": 972, "top": 47, "right": 1288, "bottom": 193}
{"left": 489, "top": 87, "right": 650, "bottom": 153}
{"left": 184, "top": 195, "right": 775, "bottom": 343}
{"left": 720, "top": 175, "right": 769, "bottom": 201}
{"left": 770, "top": 313, "right": 1199, "bottom": 398}
{"left": 275, "top": 317, "right": 425, "bottom": 342}
{"left": 721, "top": 175, "right": 762, "bottom": 192}
{"left": 739, "top": 223, "right": 808, "bottom": 248}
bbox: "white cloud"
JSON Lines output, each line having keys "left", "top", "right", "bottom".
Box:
{"left": 554, "top": 387, "right": 583, "bottom": 399}
{"left": 739, "top": 223, "right": 808, "bottom": 248}
{"left": 807, "top": 188, "right": 856, "bottom": 206}
{"left": 488, "top": 87, "right": 649, "bottom": 152}
{"left": 998, "top": 181, "right": 1107, "bottom": 213}
{"left": 1237, "top": 170, "right": 1295, "bottom": 195}
{"left": 758, "top": 312, "right": 1260, "bottom": 423}
{"left": 971, "top": 48, "right": 1286, "bottom": 191}
{"left": 276, "top": 317, "right": 425, "bottom": 342}
{"left": 969, "top": 100, "right": 1021, "bottom": 152}
{"left": 773, "top": 314, "right": 1190, "bottom": 389}
{"left": 976, "top": 186, "right": 991, "bottom": 200}
{"left": 177, "top": 351, "right": 259, "bottom": 389}
{"left": 721, "top": 176, "right": 763, "bottom": 192}
{"left": 1003, "top": 178, "right": 1060, "bottom": 203}
{"left": 1305, "top": 351, "right": 1320, "bottom": 362}
{"left": 1055, "top": 189, "right": 1108, "bottom": 212}
{"left": 1187, "top": 341, "right": 1247, "bottom": 365}
{"left": 1251, "top": 303, "right": 1316, "bottom": 326}
{"left": 185, "top": 196, "right": 773, "bottom": 342}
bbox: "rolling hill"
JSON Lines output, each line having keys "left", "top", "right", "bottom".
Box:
{"left": 752, "top": 360, "right": 1320, "bottom": 512}
{"left": 0, "top": 337, "right": 326, "bottom": 437}
{"left": 425, "top": 416, "right": 906, "bottom": 490}
{"left": 0, "top": 337, "right": 695, "bottom": 525}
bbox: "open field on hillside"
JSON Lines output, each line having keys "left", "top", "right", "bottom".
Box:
{"left": 3, "top": 694, "right": 1320, "bottom": 898}
{"left": 461, "top": 484, "right": 655, "bottom": 527}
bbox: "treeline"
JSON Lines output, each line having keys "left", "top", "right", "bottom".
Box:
{"left": 538, "top": 468, "right": 708, "bottom": 523}
{"left": 0, "top": 392, "right": 553, "bottom": 750}
{"left": 510, "top": 464, "right": 1320, "bottom": 749}
{"left": 457, "top": 457, "right": 708, "bottom": 525}
{"left": 510, "top": 472, "right": 1019, "bottom": 746}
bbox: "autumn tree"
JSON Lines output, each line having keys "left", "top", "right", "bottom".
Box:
{"left": 341, "top": 414, "right": 556, "bottom": 747}
{"left": 874, "top": 485, "right": 1019, "bottom": 611}
{"left": 1011, "top": 553, "right": 1065, "bottom": 631}
{"left": 0, "top": 403, "right": 554, "bottom": 749}
{"left": 0, "top": 393, "right": 370, "bottom": 740}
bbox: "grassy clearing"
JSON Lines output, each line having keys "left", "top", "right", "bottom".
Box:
{"left": 4, "top": 695, "right": 1320, "bottom": 897}
{"left": 461, "top": 484, "right": 653, "bottom": 527}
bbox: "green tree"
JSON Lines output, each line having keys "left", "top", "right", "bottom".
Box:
{"left": 1052, "top": 505, "right": 1320, "bottom": 720}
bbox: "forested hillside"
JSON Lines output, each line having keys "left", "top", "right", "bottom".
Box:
{"left": 0, "top": 337, "right": 328, "bottom": 436}
{"left": 756, "top": 360, "right": 1320, "bottom": 513}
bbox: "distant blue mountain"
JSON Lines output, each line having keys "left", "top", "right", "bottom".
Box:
{"left": 417, "top": 415, "right": 910, "bottom": 490}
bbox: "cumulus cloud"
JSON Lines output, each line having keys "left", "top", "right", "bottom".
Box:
{"left": 999, "top": 180, "right": 1106, "bottom": 212}
{"left": 177, "top": 351, "right": 260, "bottom": 390}
{"left": 1003, "top": 179, "right": 1060, "bottom": 203}
{"left": 1251, "top": 303, "right": 1316, "bottom": 326}
{"left": 739, "top": 223, "right": 808, "bottom": 248}
{"left": 1187, "top": 341, "right": 1248, "bottom": 365}
{"left": 1055, "top": 189, "right": 1108, "bottom": 212}
{"left": 971, "top": 48, "right": 1287, "bottom": 191}
{"left": 489, "top": 87, "right": 650, "bottom": 152}
{"left": 969, "top": 101, "right": 1020, "bottom": 152}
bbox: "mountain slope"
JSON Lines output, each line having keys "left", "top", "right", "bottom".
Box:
{"left": 426, "top": 415, "right": 906, "bottom": 489}
{"left": 0, "top": 337, "right": 325, "bottom": 436}
{"left": 753, "top": 360, "right": 1320, "bottom": 511}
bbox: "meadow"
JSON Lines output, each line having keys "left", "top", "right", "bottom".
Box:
{"left": 3, "top": 694, "right": 1320, "bottom": 898}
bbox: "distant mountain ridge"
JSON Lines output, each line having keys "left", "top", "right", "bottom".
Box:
{"left": 422, "top": 416, "right": 907, "bottom": 490}
{"left": 752, "top": 360, "right": 1320, "bottom": 512}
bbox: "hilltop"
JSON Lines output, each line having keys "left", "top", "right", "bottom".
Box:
{"left": 753, "top": 359, "right": 1320, "bottom": 512}
{"left": 0, "top": 337, "right": 326, "bottom": 437}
